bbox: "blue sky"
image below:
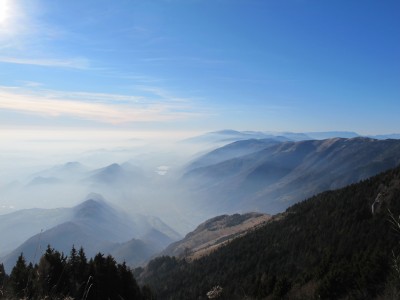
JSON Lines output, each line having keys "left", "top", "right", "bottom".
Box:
{"left": 0, "top": 0, "right": 399, "bottom": 136}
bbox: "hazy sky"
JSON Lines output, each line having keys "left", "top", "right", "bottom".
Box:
{"left": 0, "top": 0, "right": 399, "bottom": 136}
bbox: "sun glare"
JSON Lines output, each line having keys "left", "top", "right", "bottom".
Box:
{"left": 0, "top": 0, "right": 25, "bottom": 37}
{"left": 0, "top": 0, "right": 10, "bottom": 25}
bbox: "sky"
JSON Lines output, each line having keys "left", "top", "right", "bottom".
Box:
{"left": 0, "top": 0, "right": 399, "bottom": 138}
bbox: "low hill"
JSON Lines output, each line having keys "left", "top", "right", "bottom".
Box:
{"left": 139, "top": 165, "right": 400, "bottom": 299}
{"left": 86, "top": 162, "right": 146, "bottom": 186}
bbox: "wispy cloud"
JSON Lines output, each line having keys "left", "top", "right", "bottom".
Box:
{"left": 0, "top": 56, "right": 90, "bottom": 69}
{"left": 140, "top": 56, "right": 230, "bottom": 65}
{"left": 0, "top": 86, "right": 205, "bottom": 124}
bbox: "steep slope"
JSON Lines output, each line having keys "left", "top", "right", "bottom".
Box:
{"left": 160, "top": 212, "right": 271, "bottom": 259}
{"left": 140, "top": 166, "right": 400, "bottom": 300}
{"left": 0, "top": 207, "right": 72, "bottom": 256}
{"left": 0, "top": 194, "right": 180, "bottom": 273}
{"left": 185, "top": 138, "right": 284, "bottom": 171}
{"left": 107, "top": 238, "right": 157, "bottom": 267}
{"left": 185, "top": 137, "right": 400, "bottom": 214}
{"left": 1, "top": 221, "right": 107, "bottom": 273}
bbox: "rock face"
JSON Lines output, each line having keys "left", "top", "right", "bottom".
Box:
{"left": 160, "top": 212, "right": 271, "bottom": 260}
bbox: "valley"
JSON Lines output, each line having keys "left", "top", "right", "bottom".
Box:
{"left": 1, "top": 1, "right": 397, "bottom": 298}
{"left": 1, "top": 131, "right": 400, "bottom": 299}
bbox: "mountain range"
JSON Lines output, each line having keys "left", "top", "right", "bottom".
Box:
{"left": 184, "top": 137, "right": 400, "bottom": 214}
{"left": 2, "top": 130, "right": 400, "bottom": 274}
{"left": 182, "top": 129, "right": 398, "bottom": 146}
{"left": 0, "top": 161, "right": 148, "bottom": 214}
{"left": 0, "top": 193, "right": 181, "bottom": 273}
{"left": 138, "top": 165, "right": 400, "bottom": 299}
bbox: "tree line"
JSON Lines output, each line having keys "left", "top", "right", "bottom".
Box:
{"left": 0, "top": 245, "right": 153, "bottom": 300}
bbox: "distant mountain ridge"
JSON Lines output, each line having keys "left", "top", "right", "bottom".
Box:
{"left": 86, "top": 162, "right": 146, "bottom": 186}
{"left": 0, "top": 194, "right": 181, "bottom": 273}
{"left": 183, "top": 129, "right": 400, "bottom": 146}
{"left": 185, "top": 137, "right": 400, "bottom": 214}
{"left": 29, "top": 161, "right": 89, "bottom": 182}
{"left": 185, "top": 138, "right": 283, "bottom": 171}
{"left": 182, "top": 130, "right": 292, "bottom": 145}
{"left": 0, "top": 161, "right": 148, "bottom": 214}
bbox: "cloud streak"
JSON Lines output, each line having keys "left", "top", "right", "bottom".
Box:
{"left": 0, "top": 56, "right": 90, "bottom": 69}
{"left": 0, "top": 86, "right": 204, "bottom": 124}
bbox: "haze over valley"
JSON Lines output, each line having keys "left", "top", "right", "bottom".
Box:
{"left": 0, "top": 0, "right": 399, "bottom": 299}
{"left": 2, "top": 130, "right": 400, "bottom": 269}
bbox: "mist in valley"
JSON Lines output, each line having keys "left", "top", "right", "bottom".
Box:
{"left": 0, "top": 130, "right": 217, "bottom": 235}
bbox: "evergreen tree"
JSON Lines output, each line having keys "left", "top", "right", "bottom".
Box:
{"left": 91, "top": 253, "right": 121, "bottom": 300}
{"left": 118, "top": 262, "right": 142, "bottom": 300}
{"left": 142, "top": 285, "right": 154, "bottom": 300}
{"left": 67, "top": 245, "right": 89, "bottom": 298}
{"left": 0, "top": 263, "right": 7, "bottom": 299}
{"left": 67, "top": 245, "right": 80, "bottom": 297}
{"left": 0, "top": 263, "right": 6, "bottom": 286}
{"left": 77, "top": 246, "right": 89, "bottom": 288}
{"left": 37, "top": 245, "right": 69, "bottom": 297}
{"left": 9, "top": 253, "right": 29, "bottom": 298}
{"left": 3, "top": 245, "right": 150, "bottom": 299}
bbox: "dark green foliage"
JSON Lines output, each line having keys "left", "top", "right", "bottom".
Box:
{"left": 141, "top": 166, "right": 400, "bottom": 299}
{"left": 9, "top": 253, "right": 30, "bottom": 298}
{"left": 0, "top": 263, "right": 7, "bottom": 293}
{"left": 37, "top": 245, "right": 69, "bottom": 297}
{"left": 118, "top": 262, "right": 143, "bottom": 300}
{"left": 3, "top": 247, "right": 151, "bottom": 299}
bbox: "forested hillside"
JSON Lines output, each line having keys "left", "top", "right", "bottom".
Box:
{"left": 139, "top": 166, "right": 400, "bottom": 299}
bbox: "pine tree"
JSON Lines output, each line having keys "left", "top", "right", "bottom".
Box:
{"left": 118, "top": 262, "right": 142, "bottom": 300}
{"left": 0, "top": 263, "right": 6, "bottom": 286}
{"left": 37, "top": 245, "right": 69, "bottom": 297}
{"left": 9, "top": 253, "right": 29, "bottom": 298}
{"left": 0, "top": 263, "right": 7, "bottom": 298}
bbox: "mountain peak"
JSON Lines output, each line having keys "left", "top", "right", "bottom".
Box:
{"left": 73, "top": 194, "right": 110, "bottom": 219}
{"left": 73, "top": 199, "right": 105, "bottom": 216}
{"left": 104, "top": 163, "right": 122, "bottom": 171}
{"left": 211, "top": 129, "right": 241, "bottom": 135}
{"left": 84, "top": 192, "right": 106, "bottom": 203}
{"left": 64, "top": 161, "right": 83, "bottom": 168}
